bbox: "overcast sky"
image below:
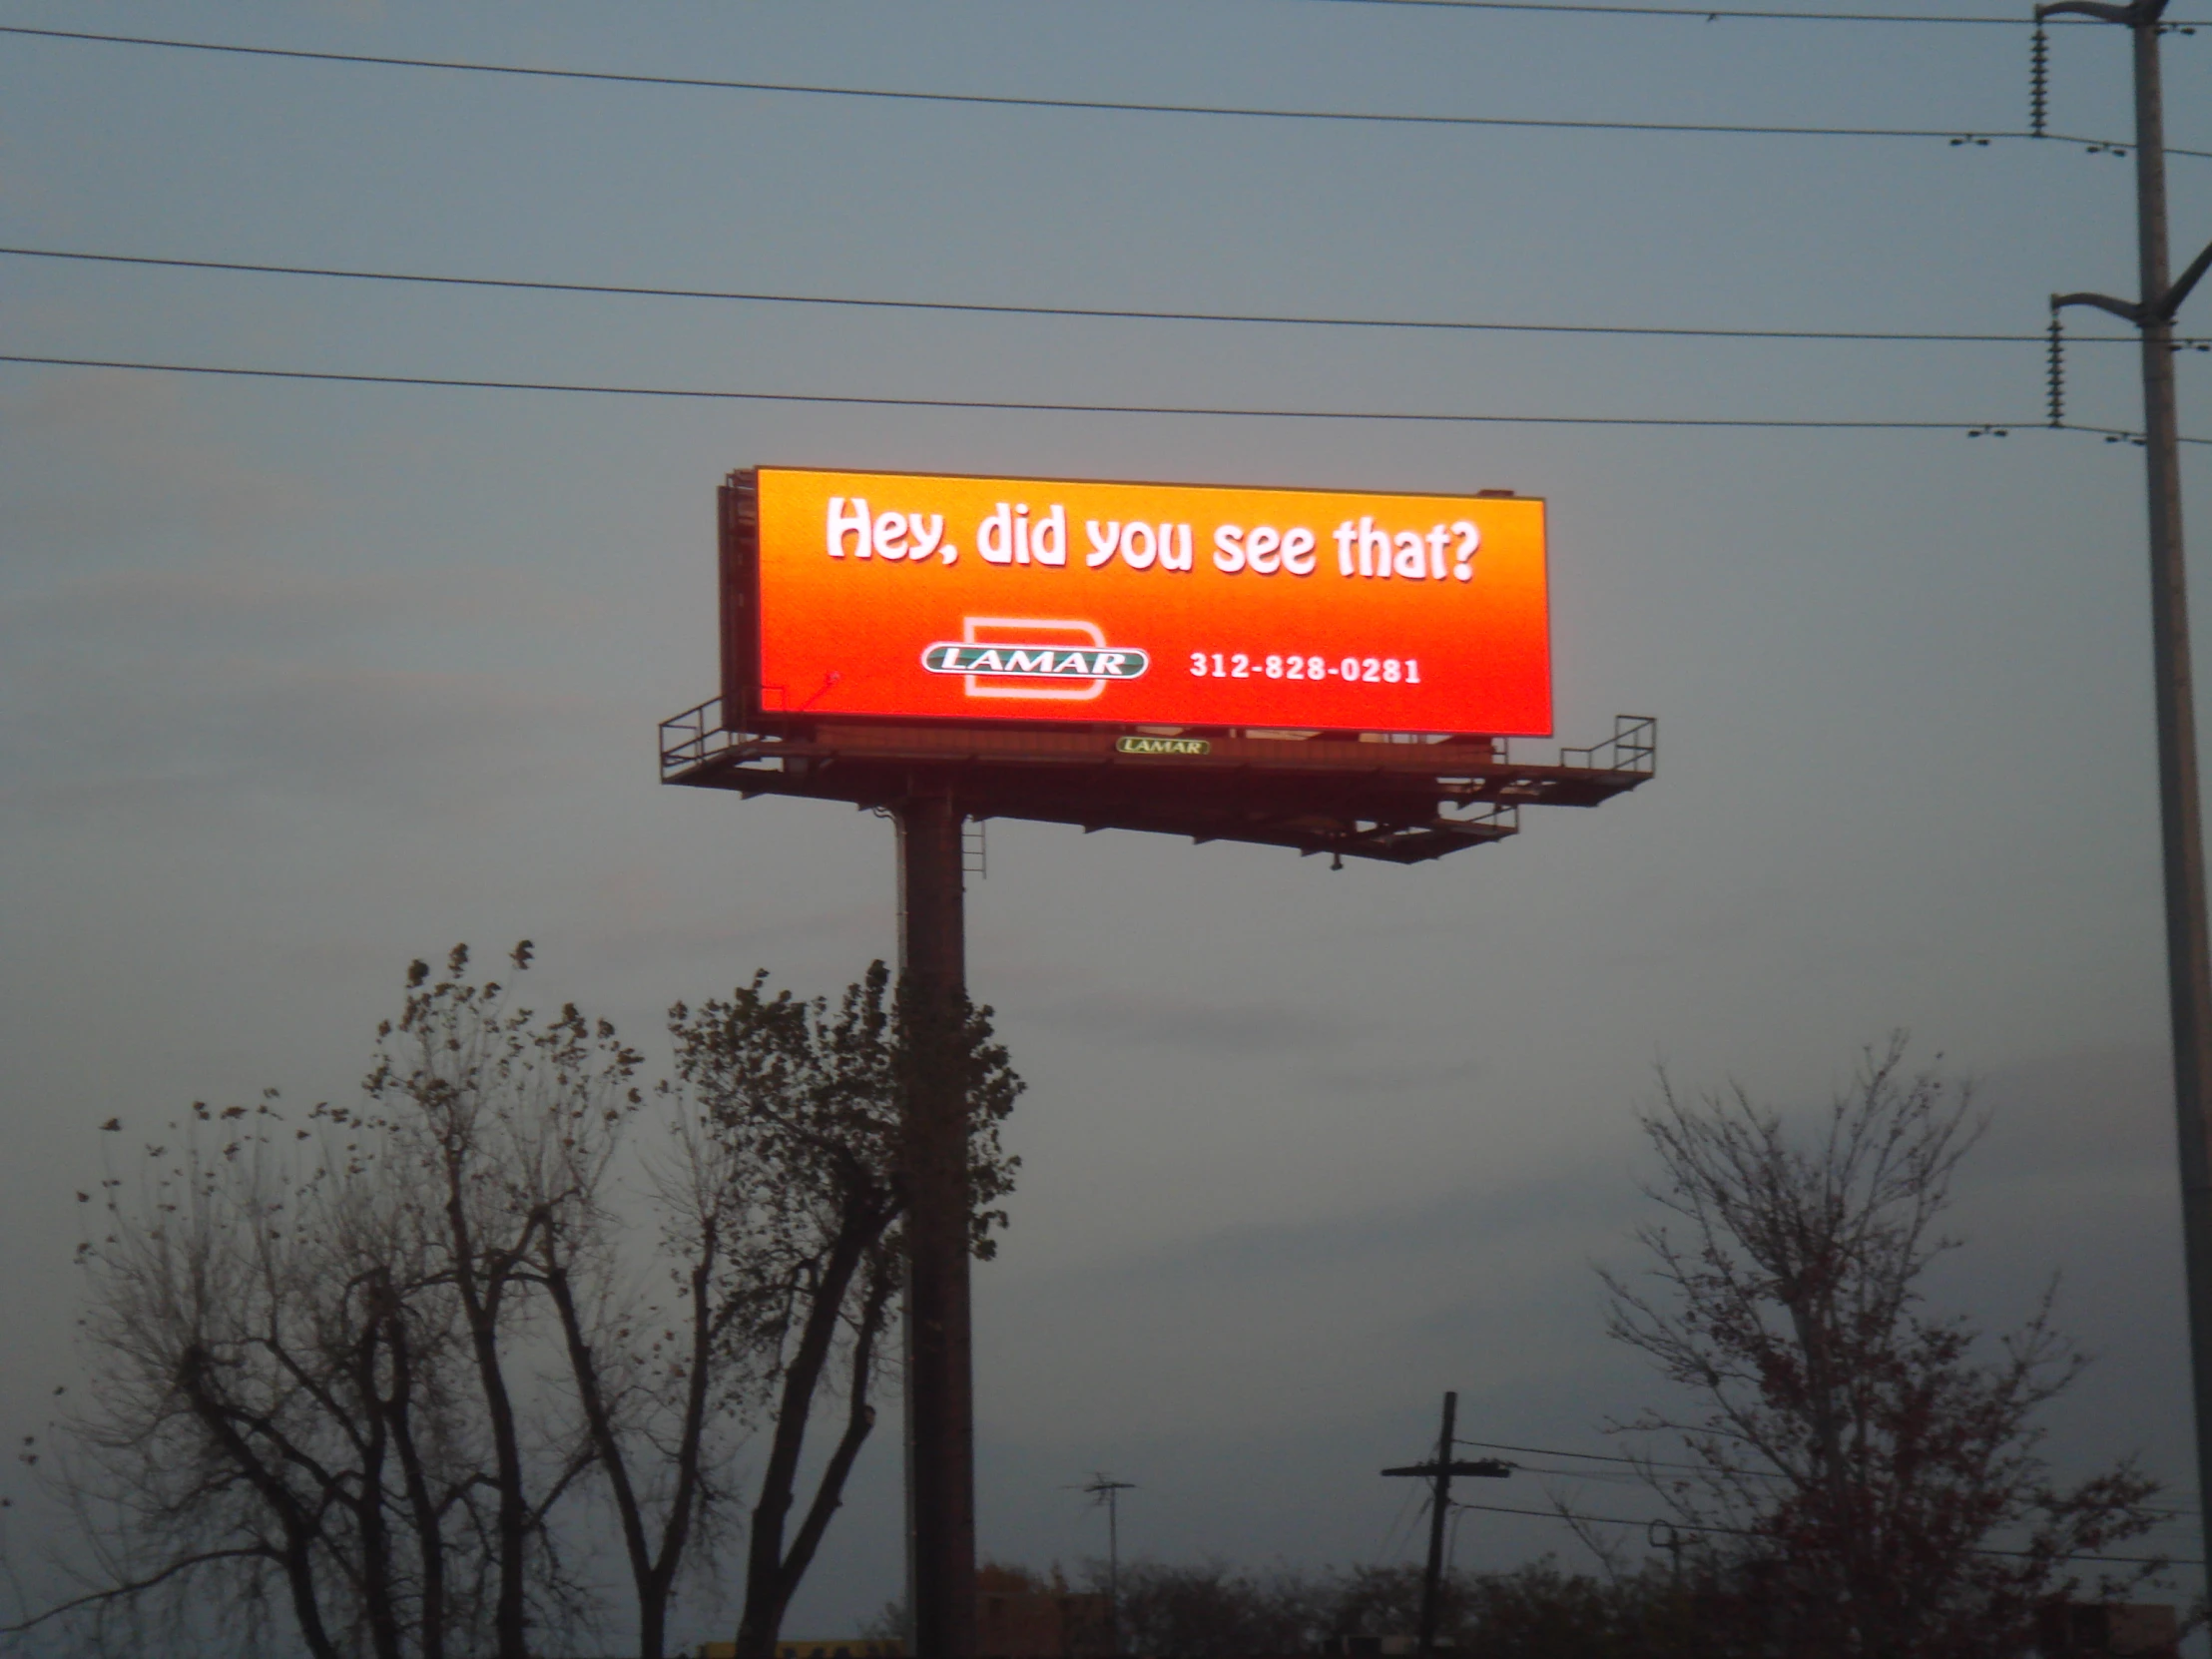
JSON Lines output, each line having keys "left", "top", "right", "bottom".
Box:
{"left": 6, "top": 0, "right": 2212, "bottom": 1647}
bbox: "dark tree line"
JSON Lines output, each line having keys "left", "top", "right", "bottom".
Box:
{"left": 978, "top": 1040, "right": 2176, "bottom": 1659}
{"left": 954, "top": 1557, "right": 1688, "bottom": 1659}
{"left": 3, "top": 946, "right": 1019, "bottom": 1659}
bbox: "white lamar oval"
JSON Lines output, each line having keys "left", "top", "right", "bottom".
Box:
{"left": 920, "top": 643, "right": 1149, "bottom": 679}
{"left": 950, "top": 616, "right": 1126, "bottom": 703}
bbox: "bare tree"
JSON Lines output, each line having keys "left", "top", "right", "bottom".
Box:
{"left": 6, "top": 948, "right": 1022, "bottom": 1659}
{"left": 528, "top": 1055, "right": 760, "bottom": 1659}
{"left": 9, "top": 946, "right": 644, "bottom": 1659}
{"left": 363, "top": 944, "right": 644, "bottom": 1659}
{"left": 6, "top": 1091, "right": 498, "bottom": 1659}
{"left": 1600, "top": 1036, "right": 2165, "bottom": 1659}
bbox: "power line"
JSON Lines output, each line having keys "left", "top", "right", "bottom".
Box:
{"left": 0, "top": 24, "right": 2192, "bottom": 157}
{"left": 0, "top": 350, "right": 2061, "bottom": 432}
{"left": 1497, "top": 1462, "right": 1654, "bottom": 1481}
{"left": 1378, "top": 1478, "right": 1430, "bottom": 1562}
{"left": 1449, "top": 1499, "right": 2204, "bottom": 1568}
{"left": 1290, "top": 0, "right": 2201, "bottom": 22}
{"left": 1460, "top": 1437, "right": 1834, "bottom": 1478}
{"left": 1458, "top": 1437, "right": 2206, "bottom": 1518}
{"left": 0, "top": 246, "right": 2166, "bottom": 347}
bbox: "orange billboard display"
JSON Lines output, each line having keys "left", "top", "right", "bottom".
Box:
{"left": 748, "top": 467, "right": 1551, "bottom": 737}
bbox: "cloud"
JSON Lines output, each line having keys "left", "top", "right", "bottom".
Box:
{"left": 1964, "top": 1046, "right": 2174, "bottom": 1182}
{"left": 981, "top": 1164, "right": 1628, "bottom": 1440}
{"left": 1018, "top": 989, "right": 1371, "bottom": 1054}
{"left": 0, "top": 652, "right": 582, "bottom": 817}
{"left": 0, "top": 558, "right": 608, "bottom": 653}
{"left": 0, "top": 371, "right": 317, "bottom": 563}
{"left": 0, "top": 552, "right": 623, "bottom": 819}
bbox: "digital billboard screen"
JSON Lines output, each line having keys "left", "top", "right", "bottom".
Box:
{"left": 745, "top": 467, "right": 1551, "bottom": 737}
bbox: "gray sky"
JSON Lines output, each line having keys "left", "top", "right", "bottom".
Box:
{"left": 4, "top": 0, "right": 2211, "bottom": 1645}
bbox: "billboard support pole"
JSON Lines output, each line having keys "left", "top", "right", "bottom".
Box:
{"left": 2043, "top": 0, "right": 2212, "bottom": 1587}
{"left": 897, "top": 789, "right": 976, "bottom": 1659}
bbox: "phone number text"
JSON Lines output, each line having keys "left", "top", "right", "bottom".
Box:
{"left": 1189, "top": 652, "right": 1422, "bottom": 684}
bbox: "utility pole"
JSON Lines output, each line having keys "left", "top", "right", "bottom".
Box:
{"left": 1646, "top": 1519, "right": 1685, "bottom": 1596}
{"left": 1382, "top": 1393, "right": 1511, "bottom": 1658}
{"left": 2041, "top": 0, "right": 2212, "bottom": 1591}
{"left": 1080, "top": 1474, "right": 1137, "bottom": 1654}
{"left": 899, "top": 791, "right": 976, "bottom": 1659}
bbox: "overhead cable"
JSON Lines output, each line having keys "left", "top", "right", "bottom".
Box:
{"left": 1450, "top": 1499, "right": 2201, "bottom": 1567}
{"left": 0, "top": 246, "right": 2164, "bottom": 346}
{"left": 0, "top": 350, "right": 2064, "bottom": 433}
{"left": 1289, "top": 0, "right": 2197, "bottom": 22}
{"left": 0, "top": 25, "right": 2192, "bottom": 157}
{"left": 1458, "top": 1437, "right": 2206, "bottom": 1518}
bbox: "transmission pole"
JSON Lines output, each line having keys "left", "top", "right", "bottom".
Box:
{"left": 1382, "top": 1393, "right": 1510, "bottom": 1657}
{"left": 2041, "top": 0, "right": 2212, "bottom": 1591}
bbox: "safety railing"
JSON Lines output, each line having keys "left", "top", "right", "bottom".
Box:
{"left": 659, "top": 697, "right": 747, "bottom": 777}
{"left": 1560, "top": 714, "right": 1657, "bottom": 776}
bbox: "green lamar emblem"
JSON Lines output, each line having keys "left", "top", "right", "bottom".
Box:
{"left": 1116, "top": 736, "right": 1211, "bottom": 757}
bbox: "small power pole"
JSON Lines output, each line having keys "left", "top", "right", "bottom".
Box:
{"left": 2040, "top": 0, "right": 2212, "bottom": 1594}
{"left": 1647, "top": 1519, "right": 1686, "bottom": 1595}
{"left": 1081, "top": 1474, "right": 1137, "bottom": 1654}
{"left": 1382, "top": 1393, "right": 1510, "bottom": 1657}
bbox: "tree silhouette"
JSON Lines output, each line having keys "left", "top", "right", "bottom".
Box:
{"left": 1600, "top": 1037, "right": 2166, "bottom": 1659}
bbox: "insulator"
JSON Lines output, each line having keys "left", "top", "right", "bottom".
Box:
{"left": 2030, "top": 26, "right": 2049, "bottom": 140}
{"left": 2047, "top": 311, "right": 2065, "bottom": 428}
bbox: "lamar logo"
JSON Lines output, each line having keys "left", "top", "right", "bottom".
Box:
{"left": 922, "top": 645, "right": 1149, "bottom": 680}
{"left": 1116, "top": 736, "right": 1211, "bottom": 757}
{"left": 922, "top": 618, "right": 1149, "bottom": 703}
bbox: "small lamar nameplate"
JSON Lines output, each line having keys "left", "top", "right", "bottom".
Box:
{"left": 1115, "top": 736, "right": 1212, "bottom": 758}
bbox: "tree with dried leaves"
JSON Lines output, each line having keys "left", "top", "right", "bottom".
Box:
{"left": 3, "top": 945, "right": 1020, "bottom": 1659}
{"left": 1, "top": 946, "right": 647, "bottom": 1659}
{"left": 364, "top": 944, "right": 646, "bottom": 1659}
{"left": 1599, "top": 1037, "right": 2165, "bottom": 1659}
{"left": 668, "top": 962, "right": 1020, "bottom": 1659}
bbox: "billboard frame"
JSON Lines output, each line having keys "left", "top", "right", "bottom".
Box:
{"left": 720, "top": 466, "right": 1555, "bottom": 746}
{"left": 677, "top": 467, "right": 1649, "bottom": 866}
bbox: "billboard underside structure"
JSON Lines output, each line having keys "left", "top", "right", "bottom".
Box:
{"left": 661, "top": 467, "right": 1654, "bottom": 863}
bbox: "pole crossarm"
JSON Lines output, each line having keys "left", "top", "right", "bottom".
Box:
{"left": 2056, "top": 241, "right": 2212, "bottom": 326}
{"left": 2036, "top": 0, "right": 2163, "bottom": 23}
{"left": 2054, "top": 290, "right": 2147, "bottom": 324}
{"left": 2165, "top": 236, "right": 2212, "bottom": 318}
{"left": 1381, "top": 1459, "right": 1515, "bottom": 1478}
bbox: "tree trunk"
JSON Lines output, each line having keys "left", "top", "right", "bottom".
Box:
{"left": 351, "top": 1322, "right": 403, "bottom": 1659}
{"left": 177, "top": 1347, "right": 343, "bottom": 1659}
{"left": 446, "top": 1172, "right": 532, "bottom": 1659}
{"left": 640, "top": 1224, "right": 730, "bottom": 1659}
{"left": 378, "top": 1305, "right": 448, "bottom": 1659}
{"left": 771, "top": 1258, "right": 894, "bottom": 1619}
{"left": 544, "top": 1258, "right": 662, "bottom": 1657}
{"left": 734, "top": 1211, "right": 885, "bottom": 1659}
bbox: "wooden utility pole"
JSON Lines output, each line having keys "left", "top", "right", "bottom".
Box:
{"left": 2041, "top": 0, "right": 2212, "bottom": 1589}
{"left": 899, "top": 791, "right": 976, "bottom": 1659}
{"left": 1382, "top": 1393, "right": 1510, "bottom": 1657}
{"left": 1081, "top": 1474, "right": 1138, "bottom": 1654}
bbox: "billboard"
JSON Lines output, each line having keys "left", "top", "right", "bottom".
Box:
{"left": 743, "top": 467, "right": 1551, "bottom": 737}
